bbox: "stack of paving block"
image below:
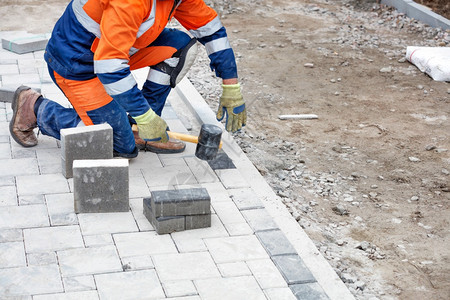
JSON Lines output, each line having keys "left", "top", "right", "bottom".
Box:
{"left": 143, "top": 188, "right": 211, "bottom": 234}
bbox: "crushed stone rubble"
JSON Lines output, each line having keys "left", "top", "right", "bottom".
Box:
{"left": 188, "top": 0, "right": 449, "bottom": 299}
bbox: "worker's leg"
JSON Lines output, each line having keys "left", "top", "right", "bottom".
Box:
{"left": 129, "top": 28, "right": 197, "bottom": 116}
{"left": 42, "top": 68, "right": 137, "bottom": 157}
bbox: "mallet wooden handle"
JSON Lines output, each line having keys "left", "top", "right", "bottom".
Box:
{"left": 167, "top": 131, "right": 222, "bottom": 149}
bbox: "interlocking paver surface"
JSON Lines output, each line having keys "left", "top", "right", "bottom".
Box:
{"left": 0, "top": 34, "right": 352, "bottom": 299}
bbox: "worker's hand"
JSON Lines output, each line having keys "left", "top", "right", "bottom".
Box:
{"left": 216, "top": 83, "right": 247, "bottom": 132}
{"left": 133, "top": 109, "right": 169, "bottom": 142}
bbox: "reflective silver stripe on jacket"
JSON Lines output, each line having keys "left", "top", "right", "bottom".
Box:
{"left": 189, "top": 16, "right": 222, "bottom": 38}
{"left": 102, "top": 74, "right": 136, "bottom": 96}
{"left": 205, "top": 37, "right": 231, "bottom": 56}
{"left": 94, "top": 59, "right": 129, "bottom": 74}
{"left": 72, "top": 0, "right": 101, "bottom": 37}
{"left": 147, "top": 68, "right": 170, "bottom": 85}
{"left": 136, "top": 0, "right": 157, "bottom": 38}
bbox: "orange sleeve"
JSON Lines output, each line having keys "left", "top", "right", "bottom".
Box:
{"left": 94, "top": 0, "right": 149, "bottom": 61}
{"left": 174, "top": 0, "right": 218, "bottom": 31}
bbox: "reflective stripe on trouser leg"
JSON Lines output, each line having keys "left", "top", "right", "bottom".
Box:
{"left": 142, "top": 68, "right": 171, "bottom": 116}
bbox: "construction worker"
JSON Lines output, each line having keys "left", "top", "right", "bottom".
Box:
{"left": 9, "top": 0, "right": 246, "bottom": 158}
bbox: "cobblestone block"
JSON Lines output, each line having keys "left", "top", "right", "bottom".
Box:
{"left": 185, "top": 213, "right": 211, "bottom": 230}
{"left": 255, "top": 229, "right": 297, "bottom": 256}
{"left": 228, "top": 188, "right": 264, "bottom": 210}
{"left": 73, "top": 159, "right": 129, "bottom": 213}
{"left": 207, "top": 150, "right": 236, "bottom": 170}
{"left": 143, "top": 198, "right": 185, "bottom": 234}
{"left": 271, "top": 254, "right": 316, "bottom": 285}
{"left": 2, "top": 36, "right": 48, "bottom": 54}
{"left": 60, "top": 123, "right": 113, "bottom": 178}
{"left": 241, "top": 208, "right": 279, "bottom": 232}
{"left": 149, "top": 188, "right": 210, "bottom": 217}
{"left": 290, "top": 282, "right": 330, "bottom": 300}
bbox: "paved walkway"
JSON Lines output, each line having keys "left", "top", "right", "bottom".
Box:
{"left": 0, "top": 31, "right": 354, "bottom": 300}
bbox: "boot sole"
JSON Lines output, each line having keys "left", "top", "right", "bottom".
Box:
{"left": 137, "top": 142, "right": 186, "bottom": 154}
{"left": 9, "top": 86, "right": 36, "bottom": 148}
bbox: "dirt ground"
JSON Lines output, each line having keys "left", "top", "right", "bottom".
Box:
{"left": 0, "top": 0, "right": 448, "bottom": 299}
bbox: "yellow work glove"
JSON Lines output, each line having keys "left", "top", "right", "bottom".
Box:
{"left": 216, "top": 83, "right": 247, "bottom": 132}
{"left": 133, "top": 109, "right": 169, "bottom": 142}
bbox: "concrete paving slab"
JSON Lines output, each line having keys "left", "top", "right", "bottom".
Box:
{"left": 0, "top": 185, "right": 17, "bottom": 206}
{"left": 23, "top": 225, "right": 84, "bottom": 253}
{"left": 0, "top": 241, "right": 26, "bottom": 268}
{"left": 264, "top": 287, "right": 297, "bottom": 300}
{"left": 142, "top": 163, "right": 197, "bottom": 187}
{"left": 211, "top": 201, "right": 246, "bottom": 224}
{"left": 45, "top": 193, "right": 78, "bottom": 226}
{"left": 33, "top": 290, "right": 100, "bottom": 300}
{"left": 83, "top": 234, "right": 114, "bottom": 248}
{"left": 205, "top": 235, "right": 269, "bottom": 264}
{"left": 0, "top": 204, "right": 49, "bottom": 229}
{"left": 121, "top": 255, "right": 154, "bottom": 271}
{"left": 0, "top": 228, "right": 22, "bottom": 242}
{"left": 113, "top": 232, "right": 178, "bottom": 257}
{"left": 194, "top": 276, "right": 266, "bottom": 300}
{"left": 162, "top": 280, "right": 197, "bottom": 298}
{"left": 18, "top": 194, "right": 45, "bottom": 205}
{"left": 27, "top": 252, "right": 57, "bottom": 266}
{"left": 62, "top": 275, "right": 96, "bottom": 293}
{"left": 78, "top": 212, "right": 138, "bottom": 235}
{"left": 129, "top": 198, "right": 154, "bottom": 231}
{"left": 0, "top": 157, "right": 39, "bottom": 177}
{"left": 16, "top": 173, "right": 70, "bottom": 196}
{"left": 217, "top": 261, "right": 252, "bottom": 277}
{"left": 246, "top": 258, "right": 288, "bottom": 289}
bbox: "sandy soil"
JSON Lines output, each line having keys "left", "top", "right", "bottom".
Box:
{"left": 1, "top": 0, "right": 448, "bottom": 299}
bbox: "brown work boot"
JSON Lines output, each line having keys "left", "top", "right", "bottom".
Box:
{"left": 133, "top": 127, "right": 186, "bottom": 154}
{"left": 9, "top": 86, "right": 40, "bottom": 147}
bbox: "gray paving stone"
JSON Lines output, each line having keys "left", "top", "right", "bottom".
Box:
{"left": 223, "top": 222, "right": 254, "bottom": 236}
{"left": 264, "top": 287, "right": 297, "bottom": 300}
{"left": 58, "top": 245, "right": 122, "bottom": 277}
{"left": 241, "top": 208, "right": 279, "bottom": 232}
{"left": 153, "top": 252, "right": 220, "bottom": 282}
{"left": 45, "top": 193, "right": 78, "bottom": 226}
{"left": 129, "top": 198, "right": 153, "bottom": 231}
{"left": 83, "top": 234, "right": 113, "bottom": 247}
{"left": 142, "top": 163, "right": 197, "bottom": 187}
{"left": 272, "top": 255, "right": 316, "bottom": 285}
{"left": 195, "top": 276, "right": 266, "bottom": 300}
{"left": 217, "top": 262, "right": 252, "bottom": 277}
{"left": 23, "top": 226, "right": 84, "bottom": 253}
{"left": 0, "top": 228, "right": 22, "bottom": 242}
{"left": 60, "top": 124, "right": 113, "bottom": 178}
{"left": 0, "top": 204, "right": 49, "bottom": 229}
{"left": 18, "top": 194, "right": 44, "bottom": 205}
{"left": 77, "top": 212, "right": 138, "bottom": 235}
{"left": 73, "top": 159, "right": 129, "bottom": 213}
{"left": 11, "top": 147, "right": 35, "bottom": 159}
{"left": 128, "top": 151, "right": 162, "bottom": 171}
{"left": 162, "top": 280, "right": 197, "bottom": 298}
{"left": 255, "top": 229, "right": 297, "bottom": 256}
{"left": 128, "top": 175, "right": 150, "bottom": 198}
{"left": 205, "top": 236, "right": 269, "bottom": 264}
{"left": 290, "top": 282, "right": 330, "bottom": 300}
{"left": 0, "top": 135, "right": 9, "bottom": 143}
{"left": 228, "top": 188, "right": 264, "bottom": 210}
{"left": 0, "top": 265, "right": 63, "bottom": 296}
{"left": 0, "top": 176, "right": 15, "bottom": 187}
{"left": 211, "top": 202, "right": 245, "bottom": 225}
{"left": 121, "top": 255, "right": 154, "bottom": 271}
{"left": 215, "top": 169, "right": 250, "bottom": 189}
{"left": 16, "top": 173, "right": 70, "bottom": 196}
{"left": 1, "top": 73, "right": 42, "bottom": 86}
{"left": 0, "top": 85, "right": 17, "bottom": 103}
{"left": 2, "top": 36, "right": 48, "bottom": 54}
{"left": 0, "top": 185, "right": 17, "bottom": 206}
{"left": 33, "top": 290, "right": 100, "bottom": 300}
{"left": 113, "top": 232, "right": 178, "bottom": 257}
{"left": 246, "top": 258, "right": 288, "bottom": 289}
{"left": 0, "top": 64, "right": 19, "bottom": 76}
{"left": 27, "top": 252, "right": 57, "bottom": 266}
{"left": 36, "top": 148, "right": 62, "bottom": 174}
{"left": 185, "top": 214, "right": 211, "bottom": 230}
{"left": 184, "top": 157, "right": 218, "bottom": 183}
{"left": 62, "top": 275, "right": 96, "bottom": 293}
{"left": 143, "top": 199, "right": 185, "bottom": 234}
{"left": 149, "top": 188, "right": 211, "bottom": 217}
{"left": 206, "top": 150, "right": 236, "bottom": 170}
{"left": 0, "top": 158, "right": 39, "bottom": 177}
{"left": 95, "top": 270, "right": 165, "bottom": 300}
{"left": 0, "top": 241, "right": 26, "bottom": 268}
{"left": 0, "top": 143, "right": 11, "bottom": 159}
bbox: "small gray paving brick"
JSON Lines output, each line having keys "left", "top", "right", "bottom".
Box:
{"left": 0, "top": 241, "right": 26, "bottom": 268}
{"left": 205, "top": 235, "right": 269, "bottom": 264}
{"left": 73, "top": 159, "right": 129, "bottom": 213}
{"left": 246, "top": 258, "right": 288, "bottom": 289}
{"left": 271, "top": 254, "right": 317, "bottom": 285}
{"left": 228, "top": 188, "right": 264, "bottom": 210}
{"left": 240, "top": 208, "right": 279, "bottom": 232}
{"left": 143, "top": 199, "right": 185, "bottom": 234}
{"left": 206, "top": 150, "right": 236, "bottom": 170}
{"left": 184, "top": 157, "right": 218, "bottom": 183}
{"left": 62, "top": 275, "right": 96, "bottom": 293}
{"left": 255, "top": 229, "right": 297, "bottom": 256}
{"left": 0, "top": 228, "right": 22, "bottom": 242}
{"left": 0, "top": 264, "right": 63, "bottom": 296}
{"left": 0, "top": 185, "right": 17, "bottom": 206}
{"left": 11, "top": 147, "right": 35, "bottom": 159}
{"left": 2, "top": 36, "right": 48, "bottom": 54}
{"left": 0, "top": 143, "right": 11, "bottom": 159}
{"left": 162, "top": 280, "right": 198, "bottom": 298}
{"left": 23, "top": 225, "right": 84, "bottom": 253}
{"left": 95, "top": 269, "right": 165, "bottom": 300}
{"left": 121, "top": 255, "right": 154, "bottom": 271}
{"left": 60, "top": 123, "right": 113, "bottom": 178}
{"left": 45, "top": 193, "right": 78, "bottom": 226}
{"left": 142, "top": 163, "right": 197, "bottom": 187}
{"left": 215, "top": 169, "right": 250, "bottom": 189}
{"left": 129, "top": 198, "right": 153, "bottom": 231}
{"left": 0, "top": 158, "right": 39, "bottom": 177}
{"left": 185, "top": 214, "right": 211, "bottom": 230}
{"left": 149, "top": 188, "right": 211, "bottom": 217}
{"left": 77, "top": 212, "right": 138, "bottom": 235}
{"left": 33, "top": 290, "right": 100, "bottom": 300}
{"left": 211, "top": 202, "right": 245, "bottom": 225}
{"left": 36, "top": 148, "right": 62, "bottom": 174}
{"left": 290, "top": 282, "right": 330, "bottom": 300}
{"left": 18, "top": 194, "right": 44, "bottom": 205}
{"left": 195, "top": 276, "right": 266, "bottom": 300}
{"left": 26, "top": 252, "right": 57, "bottom": 266}
{"left": 0, "top": 204, "right": 49, "bottom": 229}
{"left": 16, "top": 173, "right": 70, "bottom": 196}
{"left": 113, "top": 231, "right": 177, "bottom": 257}
{"left": 58, "top": 245, "right": 122, "bottom": 277}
